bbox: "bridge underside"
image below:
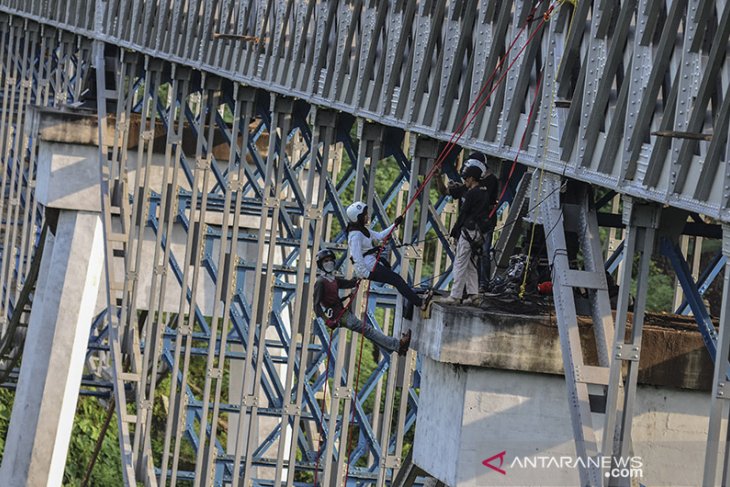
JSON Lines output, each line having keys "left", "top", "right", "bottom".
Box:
{"left": 0, "top": 1, "right": 727, "bottom": 486}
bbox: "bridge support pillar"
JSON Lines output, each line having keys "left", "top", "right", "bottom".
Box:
{"left": 412, "top": 303, "right": 715, "bottom": 486}
{"left": 0, "top": 109, "right": 105, "bottom": 486}
{"left": 0, "top": 210, "right": 104, "bottom": 486}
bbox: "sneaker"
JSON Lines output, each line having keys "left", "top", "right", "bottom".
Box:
{"left": 437, "top": 296, "right": 461, "bottom": 305}
{"left": 398, "top": 329, "right": 412, "bottom": 356}
{"left": 464, "top": 294, "right": 481, "bottom": 305}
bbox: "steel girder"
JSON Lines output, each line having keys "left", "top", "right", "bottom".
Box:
{"left": 661, "top": 237, "right": 719, "bottom": 359}
{"left": 533, "top": 172, "right": 616, "bottom": 486}
{"left": 676, "top": 251, "right": 727, "bottom": 316}
{"left": 0, "top": 16, "right": 453, "bottom": 484}
{"left": 82, "top": 46, "right": 455, "bottom": 485}
{"left": 0, "top": 1, "right": 729, "bottom": 486}
{"left": 0, "top": 15, "right": 91, "bottom": 381}
{"left": 0, "top": 1, "right": 729, "bottom": 222}
{"left": 602, "top": 199, "right": 661, "bottom": 487}
{"left": 704, "top": 225, "right": 730, "bottom": 486}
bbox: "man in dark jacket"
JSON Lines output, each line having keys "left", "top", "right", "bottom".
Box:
{"left": 437, "top": 152, "right": 499, "bottom": 293}
{"left": 439, "top": 162, "right": 492, "bottom": 303}
{"left": 312, "top": 249, "right": 411, "bottom": 355}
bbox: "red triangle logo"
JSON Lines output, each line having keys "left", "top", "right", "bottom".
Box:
{"left": 482, "top": 451, "right": 507, "bottom": 475}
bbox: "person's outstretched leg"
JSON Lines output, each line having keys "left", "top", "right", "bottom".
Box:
{"left": 342, "top": 311, "right": 399, "bottom": 354}
{"left": 369, "top": 264, "right": 423, "bottom": 307}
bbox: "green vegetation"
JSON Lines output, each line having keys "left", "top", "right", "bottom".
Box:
{"left": 0, "top": 120, "right": 716, "bottom": 485}
{"left": 642, "top": 259, "right": 676, "bottom": 313}
{"left": 0, "top": 388, "right": 123, "bottom": 486}
{"left": 62, "top": 398, "right": 123, "bottom": 486}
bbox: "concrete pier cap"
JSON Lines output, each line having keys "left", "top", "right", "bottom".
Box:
{"left": 411, "top": 303, "right": 716, "bottom": 487}
{"left": 33, "top": 107, "right": 107, "bottom": 212}
{"left": 28, "top": 106, "right": 273, "bottom": 316}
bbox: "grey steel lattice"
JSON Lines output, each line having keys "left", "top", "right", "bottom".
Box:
{"left": 1, "top": 1, "right": 730, "bottom": 486}
{"left": 0, "top": 0, "right": 728, "bottom": 220}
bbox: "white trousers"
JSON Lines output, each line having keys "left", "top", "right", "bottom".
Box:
{"left": 451, "top": 229, "right": 479, "bottom": 299}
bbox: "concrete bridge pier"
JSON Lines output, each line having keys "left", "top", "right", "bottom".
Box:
{"left": 411, "top": 303, "right": 716, "bottom": 487}
{"left": 0, "top": 109, "right": 105, "bottom": 486}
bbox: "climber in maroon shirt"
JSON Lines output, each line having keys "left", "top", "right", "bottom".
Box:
{"left": 312, "top": 248, "right": 411, "bottom": 355}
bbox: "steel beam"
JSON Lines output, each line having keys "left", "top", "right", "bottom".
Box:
{"left": 704, "top": 224, "right": 730, "bottom": 486}
{"left": 602, "top": 198, "right": 661, "bottom": 487}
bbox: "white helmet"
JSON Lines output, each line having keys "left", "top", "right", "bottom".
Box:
{"left": 463, "top": 158, "right": 487, "bottom": 179}
{"left": 346, "top": 201, "right": 367, "bottom": 222}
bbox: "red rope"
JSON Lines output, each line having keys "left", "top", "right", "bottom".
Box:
{"left": 400, "top": 2, "right": 553, "bottom": 218}
{"left": 488, "top": 66, "right": 546, "bottom": 220}
{"left": 311, "top": 2, "right": 560, "bottom": 483}
{"left": 341, "top": 4, "right": 559, "bottom": 485}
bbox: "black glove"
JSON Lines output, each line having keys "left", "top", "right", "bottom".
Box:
{"left": 394, "top": 215, "right": 404, "bottom": 227}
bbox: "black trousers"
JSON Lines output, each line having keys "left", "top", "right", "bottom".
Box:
{"left": 369, "top": 263, "right": 423, "bottom": 307}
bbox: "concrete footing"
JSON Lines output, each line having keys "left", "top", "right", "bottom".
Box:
{"left": 411, "top": 303, "right": 718, "bottom": 487}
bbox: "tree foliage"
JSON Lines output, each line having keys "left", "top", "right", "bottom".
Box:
{"left": 0, "top": 133, "right": 710, "bottom": 485}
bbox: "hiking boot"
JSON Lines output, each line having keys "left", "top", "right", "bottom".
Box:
{"left": 398, "top": 329, "right": 412, "bottom": 356}
{"left": 479, "top": 283, "right": 493, "bottom": 294}
{"left": 420, "top": 289, "right": 434, "bottom": 311}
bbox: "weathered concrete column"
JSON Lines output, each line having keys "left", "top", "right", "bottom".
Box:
{"left": 0, "top": 108, "right": 105, "bottom": 486}
{"left": 412, "top": 304, "right": 716, "bottom": 487}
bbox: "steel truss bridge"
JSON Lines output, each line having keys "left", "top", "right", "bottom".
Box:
{"left": 0, "top": 0, "right": 728, "bottom": 486}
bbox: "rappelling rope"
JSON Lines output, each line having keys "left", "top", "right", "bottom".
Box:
{"left": 313, "top": 1, "right": 563, "bottom": 482}
{"left": 399, "top": 1, "right": 559, "bottom": 219}
{"left": 344, "top": 4, "right": 563, "bottom": 484}
{"left": 347, "top": 2, "right": 563, "bottom": 484}
{"left": 519, "top": 0, "right": 574, "bottom": 299}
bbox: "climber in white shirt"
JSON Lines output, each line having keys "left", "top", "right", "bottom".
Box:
{"left": 345, "top": 201, "right": 432, "bottom": 311}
